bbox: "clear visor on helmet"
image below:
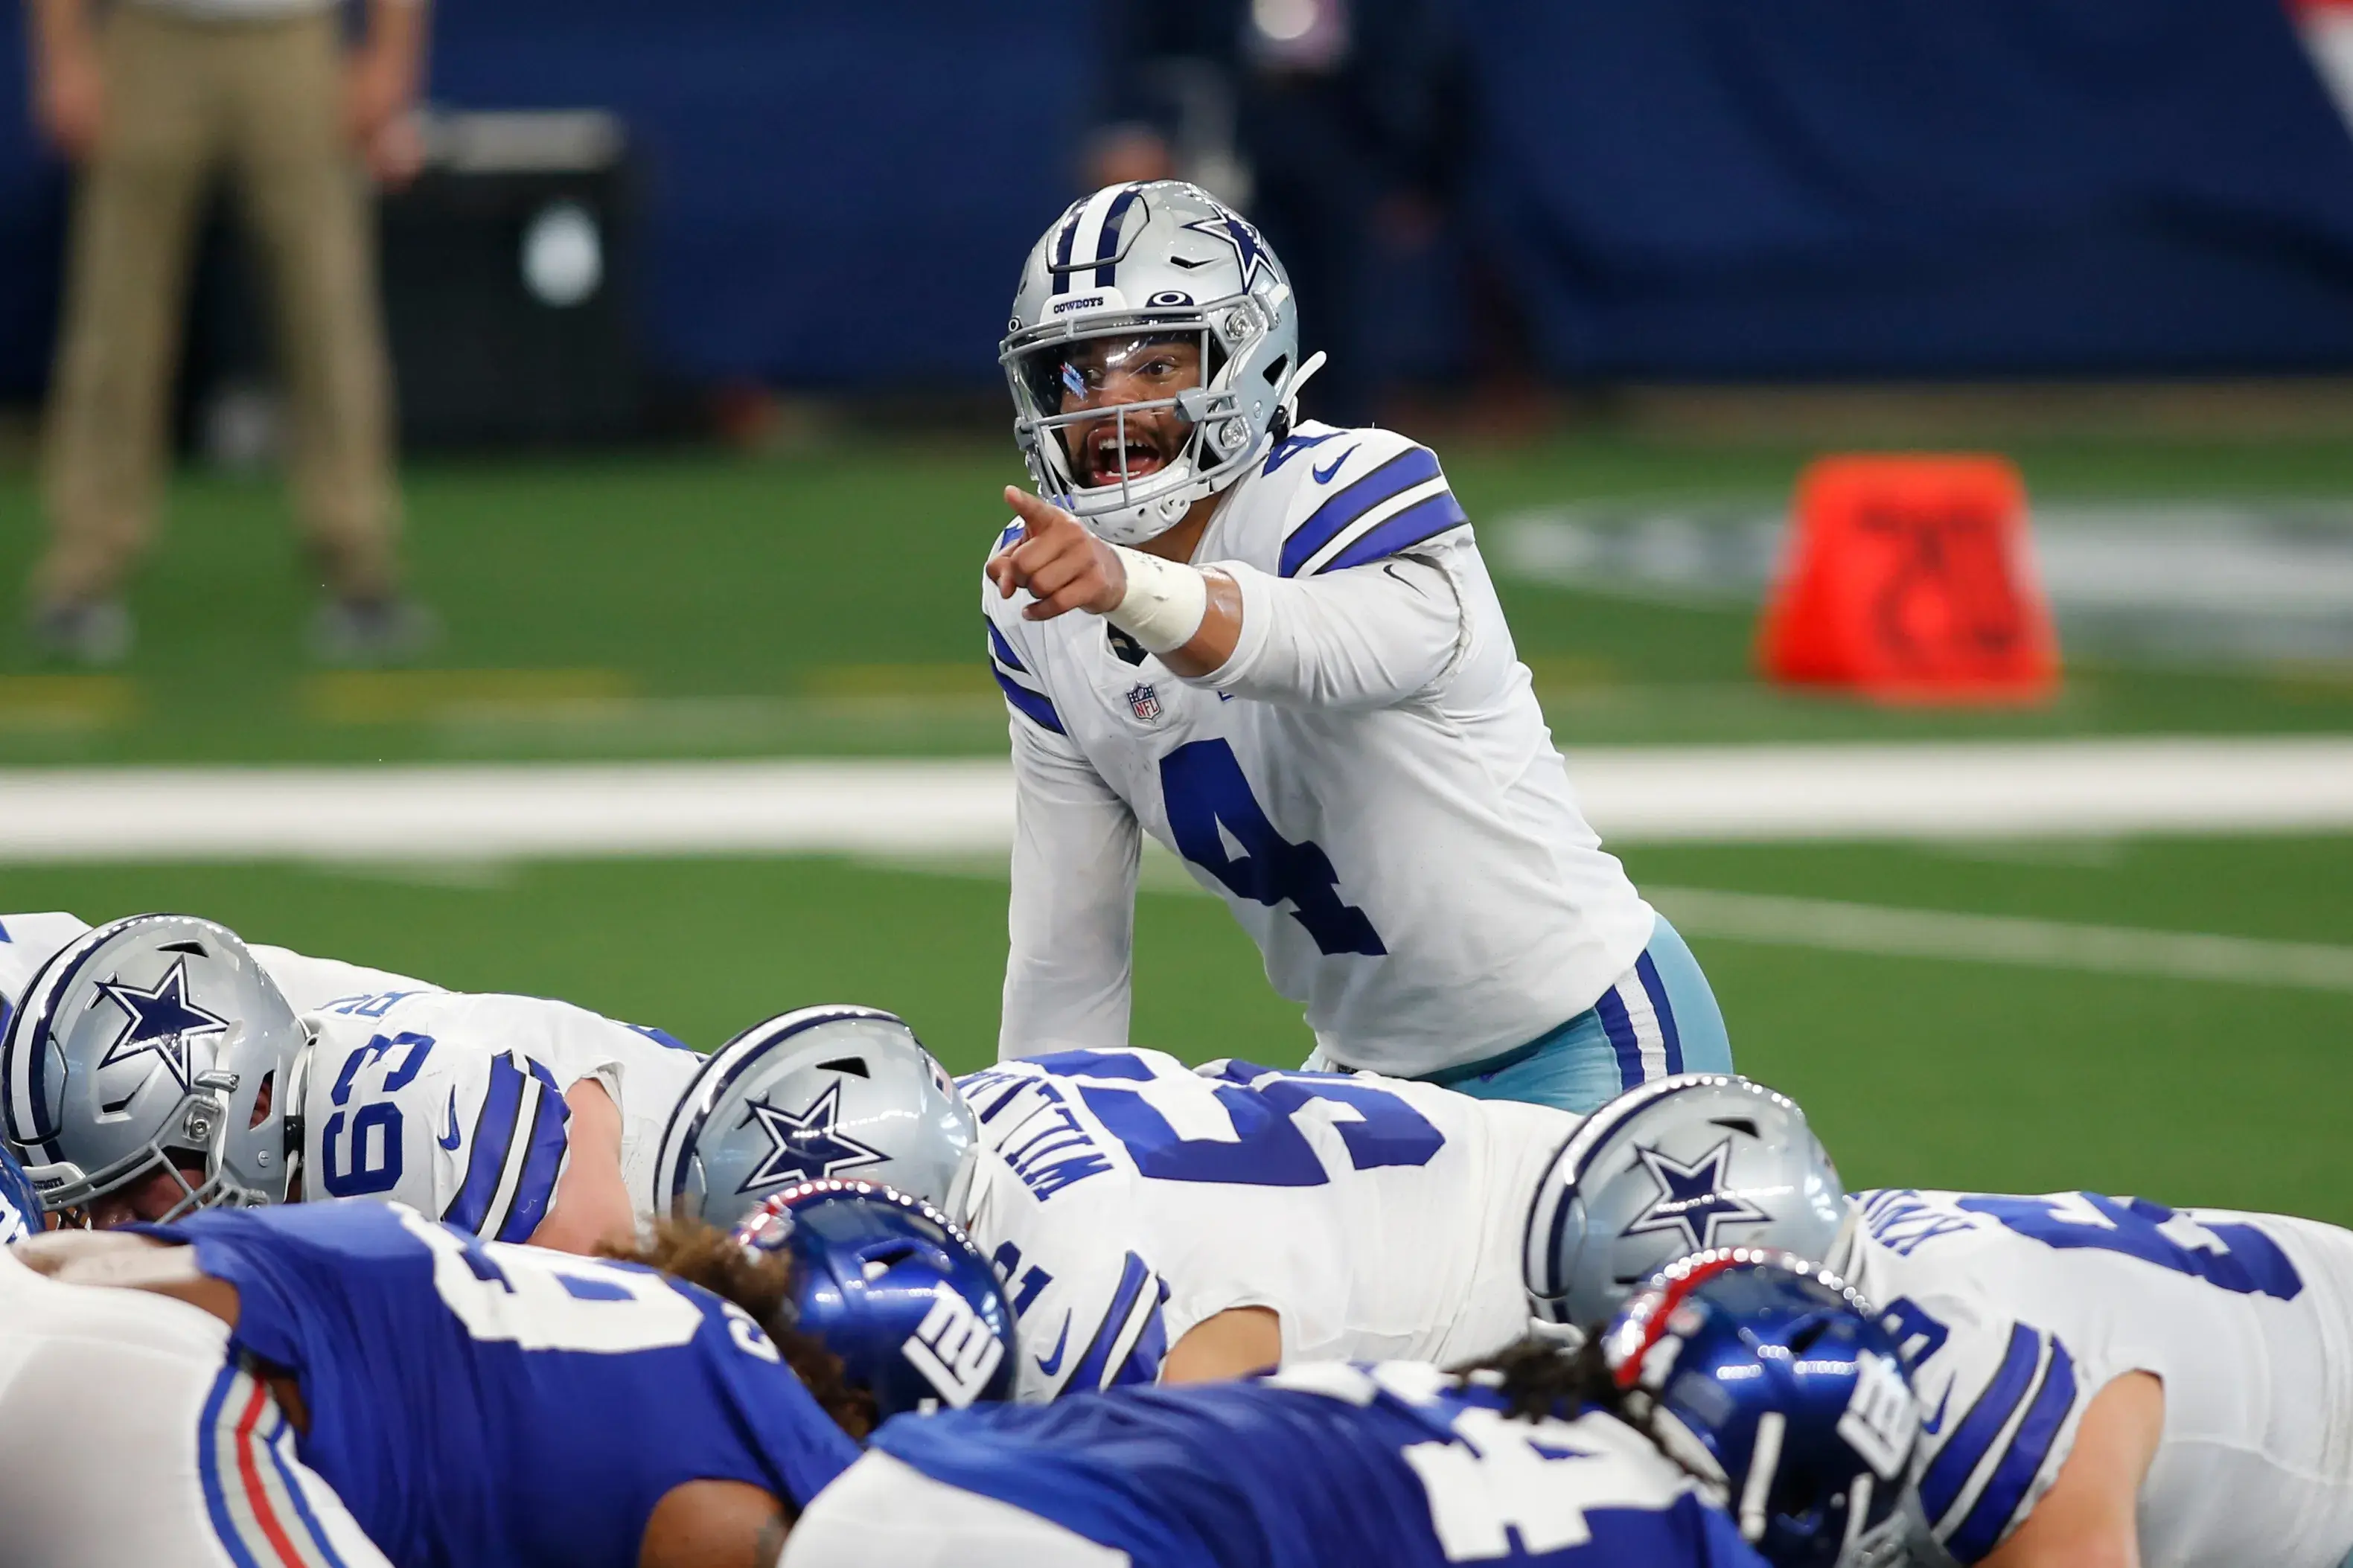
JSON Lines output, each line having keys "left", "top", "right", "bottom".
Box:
{"left": 1005, "top": 326, "right": 1225, "bottom": 504}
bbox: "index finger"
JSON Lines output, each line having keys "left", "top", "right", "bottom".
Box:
{"left": 1003, "top": 485, "right": 1073, "bottom": 533}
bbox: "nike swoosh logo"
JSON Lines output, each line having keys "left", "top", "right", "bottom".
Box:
{"left": 1033, "top": 1313, "right": 1073, "bottom": 1376}
{"left": 1921, "top": 1383, "right": 1953, "bottom": 1434}
{"left": 438, "top": 1087, "right": 463, "bottom": 1151}
{"left": 1312, "top": 447, "right": 1358, "bottom": 485}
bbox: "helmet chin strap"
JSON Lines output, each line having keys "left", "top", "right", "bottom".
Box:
{"left": 1277, "top": 350, "right": 1328, "bottom": 424}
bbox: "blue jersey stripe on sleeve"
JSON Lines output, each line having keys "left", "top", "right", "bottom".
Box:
{"left": 1279, "top": 447, "right": 1443, "bottom": 576}
{"left": 492, "top": 1060, "right": 572, "bottom": 1244}
{"left": 1066, "top": 1250, "right": 1153, "bottom": 1393}
{"left": 444, "top": 1053, "right": 526, "bottom": 1236}
{"left": 1108, "top": 1279, "right": 1172, "bottom": 1388}
{"left": 1945, "top": 1340, "right": 2079, "bottom": 1563}
{"left": 1918, "top": 1322, "right": 2044, "bottom": 1526}
{"left": 993, "top": 668, "right": 1067, "bottom": 735}
{"left": 1591, "top": 986, "right": 1647, "bottom": 1093}
{"left": 195, "top": 1366, "right": 264, "bottom": 1568}
{"left": 1315, "top": 489, "right": 1468, "bottom": 575}
{"left": 1633, "top": 952, "right": 1685, "bottom": 1075}
{"left": 986, "top": 621, "right": 1028, "bottom": 675}
{"left": 263, "top": 1409, "right": 356, "bottom": 1568}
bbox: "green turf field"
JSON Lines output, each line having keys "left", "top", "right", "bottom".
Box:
{"left": 2, "top": 435, "right": 2349, "bottom": 1224}
{"left": 2, "top": 433, "right": 2351, "bottom": 764}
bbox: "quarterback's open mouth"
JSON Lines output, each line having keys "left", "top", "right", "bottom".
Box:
{"left": 1085, "top": 424, "right": 1173, "bottom": 487}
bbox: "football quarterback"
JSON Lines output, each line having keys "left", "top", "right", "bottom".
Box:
{"left": 984, "top": 180, "right": 1728, "bottom": 1113}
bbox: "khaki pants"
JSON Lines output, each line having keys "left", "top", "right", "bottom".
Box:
{"left": 37, "top": 4, "right": 399, "bottom": 608}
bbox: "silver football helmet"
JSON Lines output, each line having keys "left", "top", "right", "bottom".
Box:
{"left": 1, "top": 914, "right": 309, "bottom": 1220}
{"left": 653, "top": 1005, "right": 978, "bottom": 1229}
{"left": 1000, "top": 180, "right": 1321, "bottom": 545}
{"left": 1524, "top": 1074, "right": 1853, "bottom": 1334}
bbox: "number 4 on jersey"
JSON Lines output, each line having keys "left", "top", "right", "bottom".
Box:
{"left": 1158, "top": 739, "right": 1386, "bottom": 958}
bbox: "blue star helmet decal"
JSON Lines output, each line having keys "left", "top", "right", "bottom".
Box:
{"left": 1621, "top": 1138, "right": 1772, "bottom": 1255}
{"left": 1181, "top": 207, "right": 1272, "bottom": 292}
{"left": 734, "top": 1080, "right": 888, "bottom": 1194}
{"left": 93, "top": 958, "right": 232, "bottom": 1095}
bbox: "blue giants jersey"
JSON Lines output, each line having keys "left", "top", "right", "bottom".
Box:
{"left": 158, "top": 1200, "right": 861, "bottom": 1568}
{"left": 872, "top": 1360, "right": 1766, "bottom": 1568}
{"left": 0, "top": 1140, "right": 39, "bottom": 1242}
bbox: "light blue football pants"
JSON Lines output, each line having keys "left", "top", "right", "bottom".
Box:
{"left": 1412, "top": 915, "right": 1732, "bottom": 1116}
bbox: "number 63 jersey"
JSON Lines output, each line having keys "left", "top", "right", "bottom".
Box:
{"left": 298, "top": 989, "right": 705, "bottom": 1243}
{"left": 1849, "top": 1188, "right": 2353, "bottom": 1568}
{"left": 956, "top": 1049, "right": 1580, "bottom": 1403}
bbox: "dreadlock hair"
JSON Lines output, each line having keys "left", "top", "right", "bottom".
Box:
{"left": 602, "top": 1217, "right": 880, "bottom": 1443}
{"left": 1458, "top": 1335, "right": 1717, "bottom": 1491}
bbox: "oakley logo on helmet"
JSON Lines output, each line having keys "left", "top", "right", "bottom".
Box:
{"left": 733, "top": 1081, "right": 887, "bottom": 1194}
{"left": 902, "top": 1289, "right": 1006, "bottom": 1409}
{"left": 1146, "top": 289, "right": 1193, "bottom": 307}
{"left": 93, "top": 959, "right": 231, "bottom": 1094}
{"left": 1621, "top": 1139, "right": 1771, "bottom": 1254}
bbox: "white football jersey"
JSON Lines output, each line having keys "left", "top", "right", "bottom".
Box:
{"left": 955, "top": 1047, "right": 1580, "bottom": 1403}
{"left": 1851, "top": 1188, "right": 2353, "bottom": 1568}
{"left": 0, "top": 912, "right": 92, "bottom": 1025}
{"left": 300, "top": 988, "right": 706, "bottom": 1243}
{"left": 989, "top": 421, "right": 1655, "bottom": 1076}
{"left": 0, "top": 912, "right": 440, "bottom": 1033}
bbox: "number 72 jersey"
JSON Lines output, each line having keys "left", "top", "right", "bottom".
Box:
{"left": 957, "top": 1049, "right": 1580, "bottom": 1402}
{"left": 1851, "top": 1188, "right": 2353, "bottom": 1568}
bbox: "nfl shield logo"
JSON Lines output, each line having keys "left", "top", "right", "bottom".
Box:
{"left": 1126, "top": 682, "right": 1163, "bottom": 722}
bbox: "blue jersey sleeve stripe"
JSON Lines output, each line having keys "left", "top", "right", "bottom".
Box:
{"left": 1633, "top": 951, "right": 1685, "bottom": 1075}
{"left": 986, "top": 621, "right": 1029, "bottom": 675}
{"left": 1591, "top": 986, "right": 1647, "bottom": 1093}
{"left": 444, "top": 1053, "right": 527, "bottom": 1235}
{"left": 993, "top": 668, "right": 1067, "bottom": 735}
{"left": 1067, "top": 1249, "right": 1153, "bottom": 1393}
{"left": 1108, "top": 1279, "right": 1172, "bottom": 1388}
{"left": 196, "top": 1365, "right": 263, "bottom": 1568}
{"left": 1945, "top": 1340, "right": 2079, "bottom": 1563}
{"left": 261, "top": 1412, "right": 354, "bottom": 1568}
{"left": 1313, "top": 489, "right": 1469, "bottom": 575}
{"left": 1278, "top": 446, "right": 1443, "bottom": 576}
{"left": 492, "top": 1060, "right": 572, "bottom": 1244}
{"left": 1918, "top": 1322, "right": 2044, "bottom": 1525}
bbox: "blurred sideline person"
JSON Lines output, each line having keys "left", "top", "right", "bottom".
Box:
{"left": 1531, "top": 1073, "right": 2353, "bottom": 1568}
{"left": 986, "top": 181, "right": 1729, "bottom": 1113}
{"left": 25, "top": 0, "right": 432, "bottom": 665}
{"left": 785, "top": 1252, "right": 1921, "bottom": 1568}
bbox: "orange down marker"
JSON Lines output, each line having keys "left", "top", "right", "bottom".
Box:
{"left": 1757, "top": 454, "right": 2058, "bottom": 704}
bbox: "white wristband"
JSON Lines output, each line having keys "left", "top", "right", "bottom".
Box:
{"left": 1104, "top": 545, "right": 1209, "bottom": 653}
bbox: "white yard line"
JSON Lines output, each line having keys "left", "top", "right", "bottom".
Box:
{"left": 1647, "top": 886, "right": 2353, "bottom": 993}
{"left": 0, "top": 737, "right": 2351, "bottom": 862}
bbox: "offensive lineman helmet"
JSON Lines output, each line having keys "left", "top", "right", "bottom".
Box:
{"left": 1600, "top": 1251, "right": 1919, "bottom": 1568}
{"left": 653, "top": 1005, "right": 978, "bottom": 1226}
{"left": 1, "top": 914, "right": 308, "bottom": 1219}
{"left": 1000, "top": 180, "right": 1318, "bottom": 545}
{"left": 1524, "top": 1075, "right": 1851, "bottom": 1332}
{"left": 736, "top": 1178, "right": 1016, "bottom": 1418}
